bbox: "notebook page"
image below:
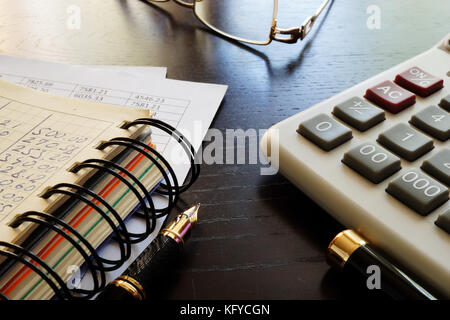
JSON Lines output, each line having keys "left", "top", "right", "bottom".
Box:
{"left": 0, "top": 80, "right": 148, "bottom": 244}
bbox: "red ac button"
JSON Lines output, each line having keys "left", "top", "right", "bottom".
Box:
{"left": 364, "top": 80, "right": 416, "bottom": 114}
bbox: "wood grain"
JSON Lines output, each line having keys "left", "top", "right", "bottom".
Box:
{"left": 0, "top": 0, "right": 448, "bottom": 299}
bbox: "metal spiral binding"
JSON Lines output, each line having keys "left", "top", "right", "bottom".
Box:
{"left": 110, "top": 136, "right": 180, "bottom": 210}
{"left": 0, "top": 241, "right": 72, "bottom": 300}
{"left": 96, "top": 139, "right": 178, "bottom": 218}
{"left": 119, "top": 118, "right": 200, "bottom": 193}
{"left": 40, "top": 182, "right": 133, "bottom": 268}
{"left": 69, "top": 159, "right": 157, "bottom": 243}
{"left": 38, "top": 185, "right": 130, "bottom": 270}
{"left": 9, "top": 211, "right": 106, "bottom": 299}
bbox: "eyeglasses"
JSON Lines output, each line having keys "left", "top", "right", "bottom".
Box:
{"left": 146, "top": 0, "right": 332, "bottom": 45}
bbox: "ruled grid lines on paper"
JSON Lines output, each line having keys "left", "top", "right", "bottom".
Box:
{"left": 0, "top": 99, "right": 113, "bottom": 222}
{"left": 0, "top": 101, "right": 12, "bottom": 111}
{"left": 0, "top": 72, "right": 191, "bottom": 151}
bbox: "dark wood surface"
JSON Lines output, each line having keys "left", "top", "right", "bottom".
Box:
{"left": 0, "top": 0, "right": 449, "bottom": 299}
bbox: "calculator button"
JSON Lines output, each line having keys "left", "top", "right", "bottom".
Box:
{"left": 342, "top": 142, "right": 401, "bottom": 183}
{"left": 435, "top": 207, "right": 450, "bottom": 234}
{"left": 377, "top": 123, "right": 434, "bottom": 161}
{"left": 386, "top": 169, "right": 449, "bottom": 215}
{"left": 364, "top": 80, "right": 416, "bottom": 114}
{"left": 409, "top": 105, "right": 450, "bottom": 141}
{"left": 297, "top": 114, "right": 352, "bottom": 151}
{"left": 394, "top": 66, "right": 444, "bottom": 97}
{"left": 421, "top": 149, "right": 450, "bottom": 186}
{"left": 332, "top": 97, "right": 385, "bottom": 131}
{"left": 439, "top": 95, "right": 450, "bottom": 112}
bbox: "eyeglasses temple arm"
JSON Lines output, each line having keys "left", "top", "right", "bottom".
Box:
{"left": 272, "top": 0, "right": 331, "bottom": 43}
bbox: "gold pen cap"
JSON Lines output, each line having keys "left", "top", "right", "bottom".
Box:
{"left": 161, "top": 204, "right": 200, "bottom": 245}
{"left": 108, "top": 275, "right": 146, "bottom": 300}
{"left": 327, "top": 229, "right": 367, "bottom": 270}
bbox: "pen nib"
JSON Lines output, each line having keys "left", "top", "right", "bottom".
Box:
{"left": 183, "top": 203, "right": 200, "bottom": 224}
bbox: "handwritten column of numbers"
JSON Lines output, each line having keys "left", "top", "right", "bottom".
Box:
{"left": 0, "top": 102, "right": 103, "bottom": 221}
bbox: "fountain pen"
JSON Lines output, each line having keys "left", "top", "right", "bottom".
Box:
{"left": 327, "top": 229, "right": 437, "bottom": 300}
{"left": 98, "top": 204, "right": 200, "bottom": 300}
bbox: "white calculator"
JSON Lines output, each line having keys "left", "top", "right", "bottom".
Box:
{"left": 261, "top": 34, "right": 450, "bottom": 297}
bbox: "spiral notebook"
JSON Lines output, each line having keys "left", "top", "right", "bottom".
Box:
{"left": 0, "top": 80, "right": 196, "bottom": 300}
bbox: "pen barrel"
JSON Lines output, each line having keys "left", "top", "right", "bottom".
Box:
{"left": 98, "top": 234, "right": 181, "bottom": 300}
{"left": 344, "top": 244, "right": 435, "bottom": 300}
{"left": 127, "top": 234, "right": 181, "bottom": 294}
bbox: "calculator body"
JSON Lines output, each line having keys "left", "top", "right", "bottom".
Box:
{"left": 261, "top": 34, "right": 450, "bottom": 297}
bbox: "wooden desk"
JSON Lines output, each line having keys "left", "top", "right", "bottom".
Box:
{"left": 0, "top": 0, "right": 448, "bottom": 299}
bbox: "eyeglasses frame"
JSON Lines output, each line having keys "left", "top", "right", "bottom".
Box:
{"left": 148, "top": 0, "right": 331, "bottom": 45}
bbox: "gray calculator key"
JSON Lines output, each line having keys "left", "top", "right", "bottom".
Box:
{"left": 421, "top": 149, "right": 450, "bottom": 186}
{"left": 342, "top": 142, "right": 401, "bottom": 183}
{"left": 439, "top": 95, "right": 450, "bottom": 111}
{"left": 297, "top": 114, "right": 352, "bottom": 151}
{"left": 377, "top": 123, "right": 434, "bottom": 161}
{"left": 435, "top": 207, "right": 450, "bottom": 234}
{"left": 332, "top": 97, "right": 385, "bottom": 131}
{"left": 410, "top": 105, "right": 450, "bottom": 141}
{"left": 386, "top": 169, "right": 449, "bottom": 215}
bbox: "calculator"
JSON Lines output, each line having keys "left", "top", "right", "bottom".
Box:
{"left": 261, "top": 34, "right": 450, "bottom": 297}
